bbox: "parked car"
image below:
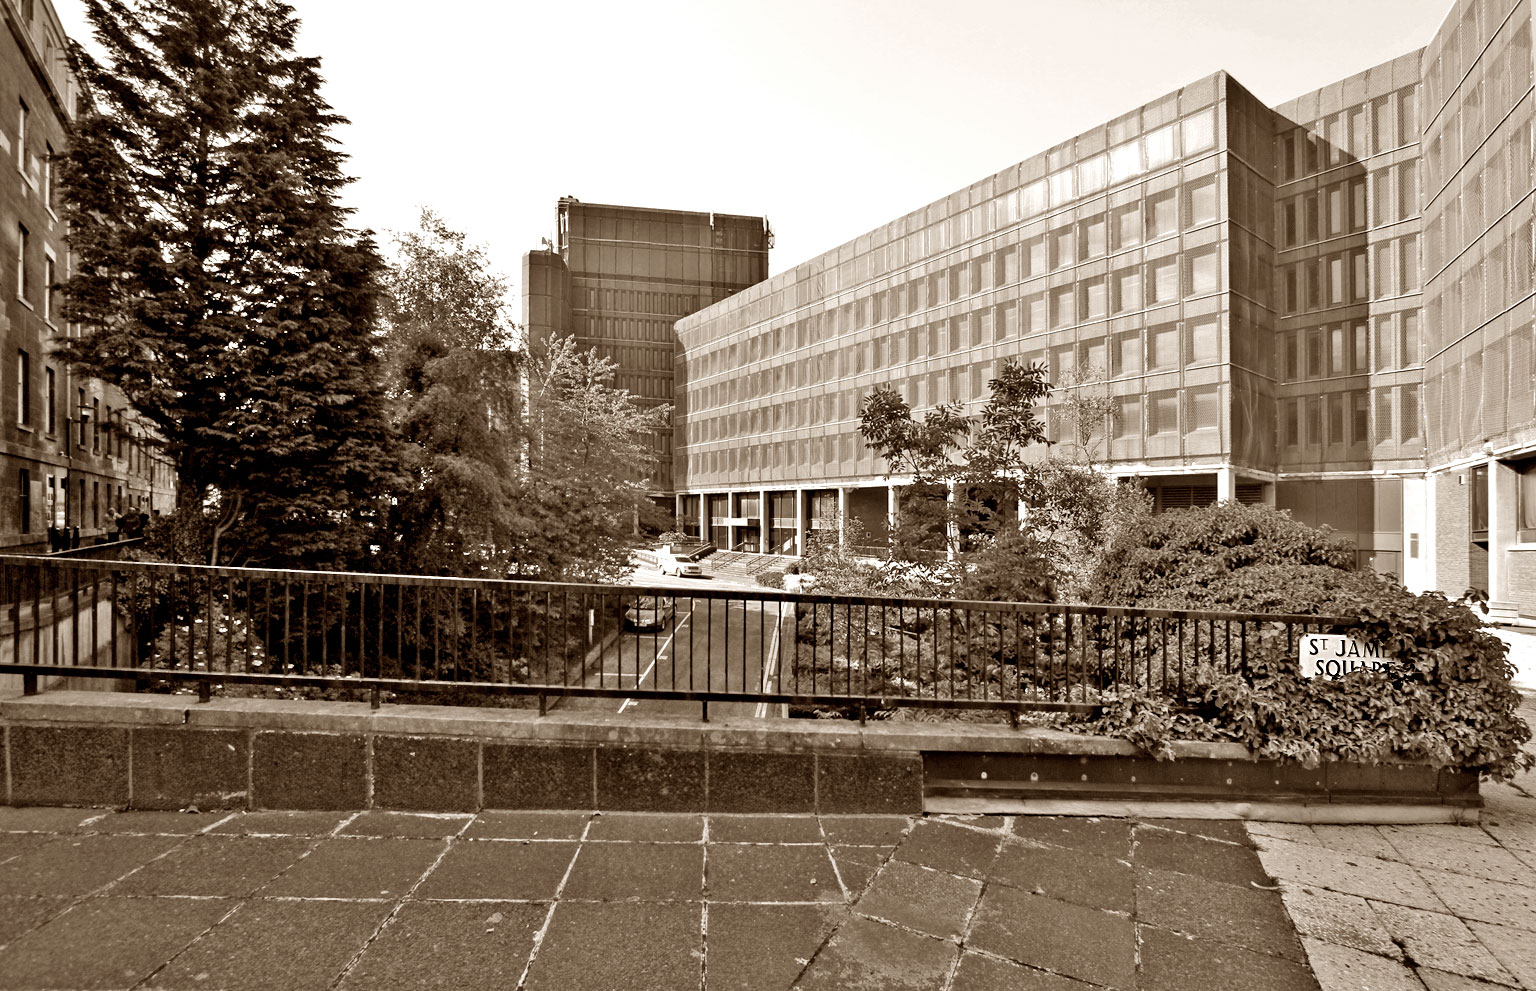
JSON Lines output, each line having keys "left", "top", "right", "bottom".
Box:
{"left": 656, "top": 544, "right": 708, "bottom": 578}
{"left": 624, "top": 595, "right": 676, "bottom": 631}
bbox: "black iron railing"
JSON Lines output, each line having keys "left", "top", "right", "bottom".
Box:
{"left": 0, "top": 555, "right": 1354, "bottom": 721}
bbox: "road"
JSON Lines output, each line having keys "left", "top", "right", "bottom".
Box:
{"left": 557, "top": 567, "right": 794, "bottom": 719}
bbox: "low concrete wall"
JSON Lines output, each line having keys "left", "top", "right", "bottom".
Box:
{"left": 0, "top": 692, "right": 1481, "bottom": 821}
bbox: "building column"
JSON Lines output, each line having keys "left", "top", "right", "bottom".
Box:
{"left": 699, "top": 496, "right": 708, "bottom": 546}
{"left": 837, "top": 487, "right": 848, "bottom": 548}
{"left": 946, "top": 481, "right": 958, "bottom": 561}
{"left": 1216, "top": 466, "right": 1236, "bottom": 503}
{"left": 794, "top": 487, "right": 807, "bottom": 557}
{"left": 759, "top": 489, "right": 770, "bottom": 554}
{"left": 1490, "top": 459, "right": 1516, "bottom": 606}
{"left": 674, "top": 493, "right": 683, "bottom": 531}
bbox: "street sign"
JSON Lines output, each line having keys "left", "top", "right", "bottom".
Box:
{"left": 1298, "top": 634, "right": 1392, "bottom": 678}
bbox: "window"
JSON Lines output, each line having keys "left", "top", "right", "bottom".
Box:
{"left": 42, "top": 251, "right": 54, "bottom": 322}
{"left": 1327, "top": 394, "right": 1345, "bottom": 445}
{"left": 1146, "top": 191, "right": 1177, "bottom": 239}
{"left": 1187, "top": 246, "right": 1219, "bottom": 295}
{"left": 44, "top": 367, "right": 53, "bottom": 434}
{"left": 1182, "top": 109, "right": 1216, "bottom": 153}
{"left": 18, "top": 468, "right": 29, "bottom": 534}
{"left": 1400, "top": 384, "right": 1421, "bottom": 441}
{"left": 1186, "top": 178, "right": 1218, "bottom": 226}
{"left": 1187, "top": 386, "right": 1219, "bottom": 431}
{"left": 1471, "top": 464, "right": 1489, "bottom": 538}
{"left": 91, "top": 397, "right": 100, "bottom": 453}
{"left": 1148, "top": 257, "right": 1178, "bottom": 304}
{"left": 1024, "top": 236, "right": 1046, "bottom": 276}
{"left": 1112, "top": 268, "right": 1141, "bottom": 313}
{"left": 1284, "top": 398, "right": 1299, "bottom": 446}
{"left": 16, "top": 224, "right": 28, "bottom": 302}
{"left": 1149, "top": 323, "right": 1180, "bottom": 369}
{"left": 1050, "top": 228, "right": 1075, "bottom": 269}
{"left": 1149, "top": 392, "right": 1178, "bottom": 434}
{"left": 1079, "top": 215, "right": 1106, "bottom": 260}
{"left": 1112, "top": 203, "right": 1141, "bottom": 249}
{"left": 1145, "top": 124, "right": 1177, "bottom": 168}
{"left": 1115, "top": 396, "right": 1142, "bottom": 438}
{"left": 1115, "top": 330, "right": 1142, "bottom": 376}
{"left": 1186, "top": 316, "right": 1219, "bottom": 364}
{"left": 1081, "top": 278, "right": 1107, "bottom": 320}
{"left": 1305, "top": 397, "right": 1322, "bottom": 445}
{"left": 16, "top": 349, "right": 29, "bottom": 426}
{"left": 43, "top": 141, "right": 53, "bottom": 211}
{"left": 17, "top": 99, "right": 27, "bottom": 173}
{"left": 1050, "top": 285, "right": 1075, "bottom": 327}
{"left": 1352, "top": 391, "right": 1369, "bottom": 445}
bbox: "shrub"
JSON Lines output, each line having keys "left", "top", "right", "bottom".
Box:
{"left": 951, "top": 529, "right": 1057, "bottom": 603}
{"left": 1076, "top": 502, "right": 1533, "bottom": 780}
{"left": 755, "top": 570, "right": 786, "bottom": 589}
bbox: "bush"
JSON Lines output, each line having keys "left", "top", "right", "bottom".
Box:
{"left": 755, "top": 570, "right": 785, "bottom": 589}
{"left": 1076, "top": 502, "right": 1533, "bottom": 780}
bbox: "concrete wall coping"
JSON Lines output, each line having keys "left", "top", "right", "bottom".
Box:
{"left": 0, "top": 691, "right": 1269, "bottom": 760}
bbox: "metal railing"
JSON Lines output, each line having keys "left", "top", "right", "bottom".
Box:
{"left": 0, "top": 554, "right": 1355, "bottom": 721}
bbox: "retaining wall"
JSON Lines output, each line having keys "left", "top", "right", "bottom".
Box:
{"left": 0, "top": 692, "right": 1482, "bottom": 822}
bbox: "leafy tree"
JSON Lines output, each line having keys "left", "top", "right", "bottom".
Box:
{"left": 56, "top": 0, "right": 396, "bottom": 567}
{"left": 516, "top": 336, "right": 672, "bottom": 581}
{"left": 379, "top": 210, "right": 521, "bottom": 576}
{"left": 860, "top": 357, "right": 1050, "bottom": 557}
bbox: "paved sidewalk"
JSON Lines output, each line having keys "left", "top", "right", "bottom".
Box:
{"left": 0, "top": 807, "right": 1314, "bottom": 990}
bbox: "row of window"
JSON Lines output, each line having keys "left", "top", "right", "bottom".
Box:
{"left": 1428, "top": 321, "right": 1536, "bottom": 455}
{"left": 1276, "top": 164, "right": 1420, "bottom": 248}
{"left": 1276, "top": 85, "right": 1419, "bottom": 183}
{"left": 1423, "top": 18, "right": 1533, "bottom": 193}
{"left": 14, "top": 350, "right": 155, "bottom": 473}
{"left": 1425, "top": 218, "right": 1536, "bottom": 351}
{"left": 1424, "top": 120, "right": 1535, "bottom": 272}
{"left": 1280, "top": 238, "right": 1422, "bottom": 315}
{"left": 1278, "top": 386, "right": 1423, "bottom": 450}
{"left": 14, "top": 469, "right": 151, "bottom": 535}
{"left": 694, "top": 177, "right": 1223, "bottom": 380}
{"left": 580, "top": 316, "right": 677, "bottom": 344}
{"left": 1278, "top": 312, "right": 1424, "bottom": 382}
{"left": 576, "top": 287, "right": 708, "bottom": 318}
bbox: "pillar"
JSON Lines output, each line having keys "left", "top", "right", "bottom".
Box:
{"left": 698, "top": 496, "right": 708, "bottom": 546}
{"left": 1490, "top": 459, "right": 1516, "bottom": 605}
{"left": 794, "top": 488, "right": 807, "bottom": 557}
{"left": 1216, "top": 466, "right": 1236, "bottom": 503}
{"left": 837, "top": 487, "right": 848, "bottom": 548}
{"left": 946, "top": 481, "right": 958, "bottom": 561}
{"left": 674, "top": 493, "right": 684, "bottom": 531}
{"left": 759, "top": 488, "right": 770, "bottom": 554}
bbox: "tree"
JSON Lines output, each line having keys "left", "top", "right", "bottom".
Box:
{"left": 56, "top": 0, "right": 396, "bottom": 567}
{"left": 379, "top": 210, "right": 521, "bottom": 576}
{"left": 860, "top": 357, "right": 1051, "bottom": 557}
{"left": 515, "top": 336, "right": 672, "bottom": 582}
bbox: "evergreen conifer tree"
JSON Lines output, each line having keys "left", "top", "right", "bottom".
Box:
{"left": 56, "top": 0, "right": 397, "bottom": 567}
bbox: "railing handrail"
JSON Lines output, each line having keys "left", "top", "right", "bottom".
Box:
{"left": 0, "top": 553, "right": 1355, "bottom": 627}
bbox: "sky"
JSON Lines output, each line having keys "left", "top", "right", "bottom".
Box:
{"left": 52, "top": 0, "right": 1455, "bottom": 301}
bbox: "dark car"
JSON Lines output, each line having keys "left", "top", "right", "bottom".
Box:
{"left": 624, "top": 595, "right": 676, "bottom": 631}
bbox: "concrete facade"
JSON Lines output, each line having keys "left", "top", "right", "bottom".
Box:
{"left": 668, "top": 0, "right": 1536, "bottom": 619}
{"left": 0, "top": 0, "right": 175, "bottom": 555}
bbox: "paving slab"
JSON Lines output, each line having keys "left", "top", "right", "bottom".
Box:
{"left": 522, "top": 901, "right": 701, "bottom": 991}
{"left": 949, "top": 951, "right": 1100, "bottom": 990}
{"left": 257, "top": 837, "right": 446, "bottom": 899}
{"left": 1148, "top": 818, "right": 1251, "bottom": 844}
{"left": 414, "top": 840, "right": 578, "bottom": 900}
{"left": 1134, "top": 825, "right": 1273, "bottom": 887}
{"left": 144, "top": 899, "right": 391, "bottom": 991}
{"left": 704, "top": 904, "right": 843, "bottom": 991}
{"left": 85, "top": 810, "right": 230, "bottom": 834}
{"left": 1417, "top": 866, "right": 1536, "bottom": 931}
{"left": 1379, "top": 829, "right": 1532, "bottom": 882}
{"left": 585, "top": 811, "right": 703, "bottom": 842}
{"left": 1280, "top": 886, "right": 1404, "bottom": 958}
{"left": 968, "top": 884, "right": 1135, "bottom": 988}
{"left": 891, "top": 818, "right": 1002, "bottom": 878}
{"left": 1010, "top": 815, "right": 1134, "bottom": 859}
{"left": 1136, "top": 866, "right": 1307, "bottom": 961}
{"left": 560, "top": 840, "right": 703, "bottom": 900}
{"left": 0, "top": 897, "right": 230, "bottom": 991}
{"left": 1465, "top": 919, "right": 1536, "bottom": 988}
{"left": 338, "top": 810, "right": 472, "bottom": 838}
{"left": 1309, "top": 824, "right": 1403, "bottom": 860}
{"left": 793, "top": 915, "right": 956, "bottom": 991}
{"left": 207, "top": 810, "right": 353, "bottom": 836}
{"left": 1366, "top": 903, "right": 1513, "bottom": 985}
{"left": 112, "top": 835, "right": 312, "bottom": 897}
{"left": 338, "top": 901, "right": 545, "bottom": 990}
{"left": 817, "top": 815, "right": 910, "bottom": 846}
{"left": 827, "top": 845, "right": 886, "bottom": 897}
{"left": 0, "top": 807, "right": 104, "bottom": 832}
{"left": 462, "top": 810, "right": 590, "bottom": 840}
{"left": 0, "top": 832, "right": 182, "bottom": 896}
{"left": 855, "top": 859, "right": 981, "bottom": 939}
{"left": 708, "top": 813, "right": 822, "bottom": 843}
{"left": 1138, "top": 925, "right": 1321, "bottom": 991}
{"left": 1300, "top": 937, "right": 1424, "bottom": 991}
{"left": 991, "top": 837, "right": 1134, "bottom": 912}
{"left": 0, "top": 896, "right": 69, "bottom": 948}
{"left": 1250, "top": 835, "right": 1448, "bottom": 910}
{"left": 706, "top": 842, "right": 841, "bottom": 902}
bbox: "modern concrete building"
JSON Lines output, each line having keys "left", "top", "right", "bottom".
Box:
{"left": 0, "top": 0, "right": 174, "bottom": 554}
{"left": 521, "top": 198, "right": 771, "bottom": 500}
{"left": 671, "top": 0, "right": 1536, "bottom": 620}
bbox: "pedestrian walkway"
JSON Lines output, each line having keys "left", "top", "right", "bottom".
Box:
{"left": 0, "top": 806, "right": 1311, "bottom": 990}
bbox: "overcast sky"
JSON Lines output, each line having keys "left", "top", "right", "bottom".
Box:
{"left": 54, "top": 0, "right": 1454, "bottom": 299}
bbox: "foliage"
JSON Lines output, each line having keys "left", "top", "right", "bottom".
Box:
{"left": 378, "top": 210, "right": 521, "bottom": 577}
{"left": 950, "top": 529, "right": 1057, "bottom": 604}
{"left": 755, "top": 569, "right": 786, "bottom": 589}
{"left": 515, "top": 337, "right": 672, "bottom": 581}
{"left": 57, "top": 0, "right": 398, "bottom": 568}
{"left": 1075, "top": 502, "right": 1533, "bottom": 780}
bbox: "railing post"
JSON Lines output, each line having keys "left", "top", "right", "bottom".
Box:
{"left": 538, "top": 691, "right": 546, "bottom": 716}
{"left": 370, "top": 685, "right": 381, "bottom": 710}
{"left": 22, "top": 672, "right": 36, "bottom": 696}
{"left": 701, "top": 699, "right": 709, "bottom": 723}
{"left": 197, "top": 680, "right": 211, "bottom": 704}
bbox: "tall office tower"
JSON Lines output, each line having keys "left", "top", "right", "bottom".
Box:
{"left": 521, "top": 199, "right": 770, "bottom": 503}
{"left": 0, "top": 0, "right": 176, "bottom": 554}
{"left": 672, "top": 0, "right": 1536, "bottom": 621}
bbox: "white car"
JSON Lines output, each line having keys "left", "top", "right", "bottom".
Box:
{"left": 656, "top": 545, "right": 706, "bottom": 578}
